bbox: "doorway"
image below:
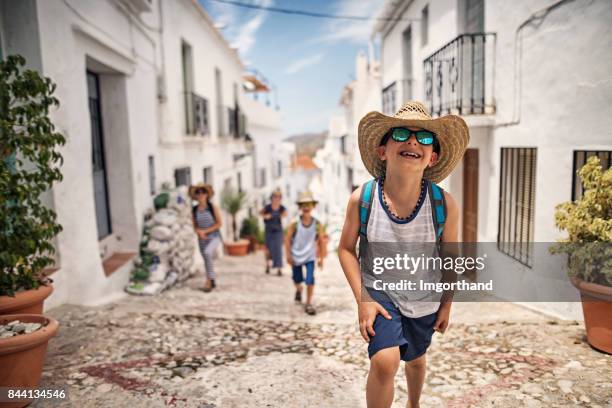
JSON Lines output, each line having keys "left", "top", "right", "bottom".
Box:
{"left": 462, "top": 148, "right": 479, "bottom": 242}
{"left": 87, "top": 71, "right": 112, "bottom": 240}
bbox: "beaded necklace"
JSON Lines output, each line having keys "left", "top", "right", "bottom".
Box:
{"left": 380, "top": 176, "right": 427, "bottom": 221}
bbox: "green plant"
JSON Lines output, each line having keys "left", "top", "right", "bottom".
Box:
{"left": 221, "top": 188, "right": 247, "bottom": 241}
{"left": 239, "top": 215, "right": 261, "bottom": 239}
{"left": 551, "top": 156, "right": 611, "bottom": 285}
{"left": 0, "top": 55, "right": 65, "bottom": 296}
{"left": 256, "top": 228, "right": 265, "bottom": 245}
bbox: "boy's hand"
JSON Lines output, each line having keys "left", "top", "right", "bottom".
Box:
{"left": 434, "top": 303, "right": 451, "bottom": 334}
{"left": 317, "top": 258, "right": 323, "bottom": 268}
{"left": 358, "top": 301, "right": 392, "bottom": 343}
{"left": 287, "top": 255, "right": 294, "bottom": 266}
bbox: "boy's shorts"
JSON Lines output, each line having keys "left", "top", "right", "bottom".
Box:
{"left": 292, "top": 261, "right": 315, "bottom": 285}
{"left": 367, "top": 289, "right": 438, "bottom": 362}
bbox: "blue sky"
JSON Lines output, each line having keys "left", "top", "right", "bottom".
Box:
{"left": 198, "top": 0, "right": 383, "bottom": 136}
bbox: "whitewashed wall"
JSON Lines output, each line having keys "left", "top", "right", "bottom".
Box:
{"left": 376, "top": 0, "right": 612, "bottom": 319}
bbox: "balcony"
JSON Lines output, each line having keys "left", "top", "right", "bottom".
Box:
{"left": 424, "top": 33, "right": 496, "bottom": 117}
{"left": 185, "top": 92, "right": 209, "bottom": 136}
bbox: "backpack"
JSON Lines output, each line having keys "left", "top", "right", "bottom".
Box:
{"left": 192, "top": 202, "right": 216, "bottom": 223}
{"left": 358, "top": 178, "right": 447, "bottom": 244}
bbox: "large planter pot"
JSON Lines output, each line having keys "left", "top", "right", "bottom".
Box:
{"left": 224, "top": 239, "right": 250, "bottom": 256}
{"left": 0, "top": 314, "right": 59, "bottom": 408}
{"left": 571, "top": 277, "right": 612, "bottom": 354}
{"left": 0, "top": 285, "right": 53, "bottom": 316}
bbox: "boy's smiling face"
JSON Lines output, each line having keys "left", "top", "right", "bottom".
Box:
{"left": 299, "top": 202, "right": 314, "bottom": 214}
{"left": 376, "top": 127, "right": 439, "bottom": 176}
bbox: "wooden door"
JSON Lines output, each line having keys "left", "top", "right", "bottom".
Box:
{"left": 463, "top": 149, "right": 479, "bottom": 242}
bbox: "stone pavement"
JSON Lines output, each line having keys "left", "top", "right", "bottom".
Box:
{"left": 36, "top": 252, "right": 611, "bottom": 407}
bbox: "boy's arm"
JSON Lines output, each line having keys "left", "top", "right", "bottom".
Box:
{"left": 284, "top": 222, "right": 295, "bottom": 265}
{"left": 435, "top": 190, "right": 460, "bottom": 334}
{"left": 317, "top": 222, "right": 326, "bottom": 266}
{"left": 337, "top": 188, "right": 364, "bottom": 303}
{"left": 338, "top": 187, "right": 391, "bottom": 342}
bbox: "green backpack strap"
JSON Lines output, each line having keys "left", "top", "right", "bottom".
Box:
{"left": 428, "top": 181, "right": 447, "bottom": 242}
{"left": 359, "top": 179, "right": 376, "bottom": 237}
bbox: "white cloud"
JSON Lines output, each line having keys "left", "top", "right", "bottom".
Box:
{"left": 284, "top": 53, "right": 325, "bottom": 75}
{"left": 310, "top": 0, "right": 383, "bottom": 45}
{"left": 228, "top": 0, "right": 273, "bottom": 56}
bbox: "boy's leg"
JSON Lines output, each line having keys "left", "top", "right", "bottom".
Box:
{"left": 367, "top": 347, "right": 401, "bottom": 408}
{"left": 304, "top": 261, "right": 315, "bottom": 305}
{"left": 292, "top": 264, "right": 304, "bottom": 297}
{"left": 404, "top": 353, "right": 427, "bottom": 408}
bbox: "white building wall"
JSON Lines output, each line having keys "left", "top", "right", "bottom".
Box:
{"left": 4, "top": 0, "right": 163, "bottom": 308}
{"left": 0, "top": 0, "right": 282, "bottom": 308}
{"left": 376, "top": 0, "right": 612, "bottom": 319}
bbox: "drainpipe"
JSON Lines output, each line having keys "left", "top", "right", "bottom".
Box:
{"left": 494, "top": 0, "right": 576, "bottom": 128}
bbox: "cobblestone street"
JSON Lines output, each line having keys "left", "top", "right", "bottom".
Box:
{"left": 37, "top": 252, "right": 611, "bottom": 408}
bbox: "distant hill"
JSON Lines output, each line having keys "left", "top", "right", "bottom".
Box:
{"left": 285, "top": 131, "right": 327, "bottom": 157}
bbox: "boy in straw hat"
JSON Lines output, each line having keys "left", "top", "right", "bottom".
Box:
{"left": 285, "top": 191, "right": 325, "bottom": 315}
{"left": 338, "top": 101, "right": 468, "bottom": 407}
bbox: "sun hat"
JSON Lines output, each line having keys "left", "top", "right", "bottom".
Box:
{"left": 358, "top": 101, "right": 469, "bottom": 183}
{"left": 295, "top": 191, "right": 318, "bottom": 205}
{"left": 188, "top": 183, "right": 214, "bottom": 200}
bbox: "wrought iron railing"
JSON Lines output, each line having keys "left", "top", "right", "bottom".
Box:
{"left": 192, "top": 93, "right": 209, "bottom": 135}
{"left": 424, "top": 33, "right": 496, "bottom": 117}
{"left": 185, "top": 92, "right": 209, "bottom": 136}
{"left": 381, "top": 82, "right": 397, "bottom": 115}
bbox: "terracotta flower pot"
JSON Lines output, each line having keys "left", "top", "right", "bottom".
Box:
{"left": 224, "top": 239, "right": 250, "bottom": 256}
{"left": 571, "top": 277, "right": 612, "bottom": 354}
{"left": 0, "top": 285, "right": 53, "bottom": 316}
{"left": 0, "top": 314, "right": 59, "bottom": 408}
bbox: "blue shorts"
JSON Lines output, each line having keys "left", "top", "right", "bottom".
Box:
{"left": 367, "top": 289, "right": 438, "bottom": 362}
{"left": 292, "top": 261, "right": 315, "bottom": 285}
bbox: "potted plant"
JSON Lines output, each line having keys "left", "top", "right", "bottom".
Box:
{"left": 0, "top": 55, "right": 65, "bottom": 315}
{"left": 221, "top": 188, "right": 249, "bottom": 256}
{"left": 0, "top": 55, "right": 63, "bottom": 401}
{"left": 552, "top": 156, "right": 611, "bottom": 353}
{"left": 239, "top": 215, "right": 261, "bottom": 253}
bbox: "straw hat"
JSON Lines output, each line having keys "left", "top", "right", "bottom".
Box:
{"left": 188, "top": 183, "right": 214, "bottom": 199}
{"left": 295, "top": 191, "right": 318, "bottom": 205}
{"left": 358, "top": 101, "right": 469, "bottom": 183}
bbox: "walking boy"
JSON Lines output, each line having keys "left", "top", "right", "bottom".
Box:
{"left": 338, "top": 101, "right": 468, "bottom": 407}
{"left": 285, "top": 191, "right": 325, "bottom": 315}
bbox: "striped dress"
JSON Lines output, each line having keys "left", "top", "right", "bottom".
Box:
{"left": 194, "top": 204, "right": 221, "bottom": 280}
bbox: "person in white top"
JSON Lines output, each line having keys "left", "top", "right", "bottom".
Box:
{"left": 338, "top": 101, "right": 468, "bottom": 408}
{"left": 285, "top": 191, "right": 325, "bottom": 315}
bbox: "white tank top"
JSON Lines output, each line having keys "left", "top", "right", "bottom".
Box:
{"left": 291, "top": 217, "right": 318, "bottom": 265}
{"left": 365, "top": 179, "right": 441, "bottom": 318}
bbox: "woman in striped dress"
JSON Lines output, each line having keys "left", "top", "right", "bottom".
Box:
{"left": 189, "top": 183, "right": 222, "bottom": 292}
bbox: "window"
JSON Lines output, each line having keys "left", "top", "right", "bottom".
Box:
{"left": 181, "top": 41, "right": 194, "bottom": 134}
{"left": 497, "top": 148, "right": 537, "bottom": 266}
{"left": 277, "top": 160, "right": 282, "bottom": 178}
{"left": 203, "top": 166, "right": 213, "bottom": 185}
{"left": 572, "top": 150, "right": 611, "bottom": 200}
{"left": 237, "top": 172, "right": 242, "bottom": 193}
{"left": 88, "top": 71, "right": 112, "bottom": 239}
{"left": 421, "top": 5, "right": 429, "bottom": 46}
{"left": 382, "top": 82, "right": 397, "bottom": 115}
{"left": 174, "top": 167, "right": 192, "bottom": 187}
{"left": 258, "top": 167, "right": 267, "bottom": 188}
{"left": 148, "top": 156, "right": 156, "bottom": 195}
{"left": 340, "top": 135, "right": 347, "bottom": 154}
{"left": 215, "top": 68, "right": 225, "bottom": 137}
